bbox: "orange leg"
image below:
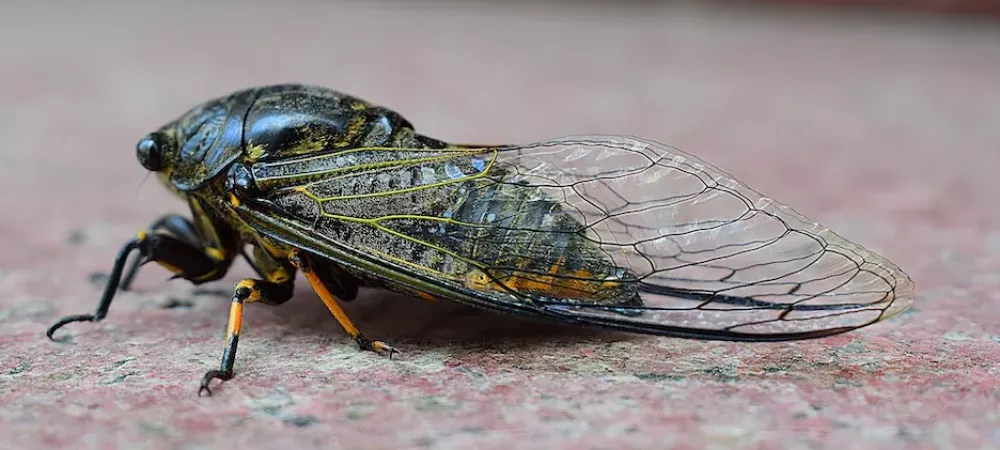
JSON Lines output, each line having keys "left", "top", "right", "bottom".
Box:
{"left": 289, "top": 251, "right": 397, "bottom": 358}
{"left": 199, "top": 278, "right": 294, "bottom": 396}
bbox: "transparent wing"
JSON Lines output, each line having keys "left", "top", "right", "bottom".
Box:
{"left": 485, "top": 136, "right": 914, "bottom": 339}
{"left": 244, "top": 135, "right": 915, "bottom": 340}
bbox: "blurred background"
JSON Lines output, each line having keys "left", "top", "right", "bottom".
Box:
{"left": 2, "top": 0, "right": 998, "bottom": 249}
{"left": 2, "top": 1, "right": 998, "bottom": 449}
{"left": 739, "top": 0, "right": 1000, "bottom": 16}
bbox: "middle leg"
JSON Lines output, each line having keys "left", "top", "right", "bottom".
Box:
{"left": 199, "top": 277, "right": 295, "bottom": 396}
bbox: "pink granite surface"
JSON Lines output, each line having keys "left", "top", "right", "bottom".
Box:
{"left": 1, "top": 2, "right": 999, "bottom": 449}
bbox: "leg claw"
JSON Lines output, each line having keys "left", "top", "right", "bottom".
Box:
{"left": 198, "top": 369, "right": 232, "bottom": 397}
{"left": 374, "top": 341, "right": 399, "bottom": 360}
{"left": 356, "top": 335, "right": 399, "bottom": 359}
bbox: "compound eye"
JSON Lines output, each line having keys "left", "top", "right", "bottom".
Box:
{"left": 136, "top": 132, "right": 169, "bottom": 172}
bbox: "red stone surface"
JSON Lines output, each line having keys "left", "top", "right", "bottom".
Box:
{"left": 2, "top": 2, "right": 998, "bottom": 449}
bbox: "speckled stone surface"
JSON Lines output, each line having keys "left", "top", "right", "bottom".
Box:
{"left": 1, "top": 2, "right": 998, "bottom": 449}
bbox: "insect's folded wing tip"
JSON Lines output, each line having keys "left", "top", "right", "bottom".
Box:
{"left": 879, "top": 275, "right": 918, "bottom": 321}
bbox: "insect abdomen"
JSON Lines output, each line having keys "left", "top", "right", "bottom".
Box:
{"left": 448, "top": 180, "right": 638, "bottom": 306}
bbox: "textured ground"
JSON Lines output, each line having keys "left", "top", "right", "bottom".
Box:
{"left": 2, "top": 2, "right": 999, "bottom": 449}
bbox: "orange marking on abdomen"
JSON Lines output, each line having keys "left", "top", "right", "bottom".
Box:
{"left": 466, "top": 267, "right": 622, "bottom": 301}
{"left": 415, "top": 291, "right": 439, "bottom": 303}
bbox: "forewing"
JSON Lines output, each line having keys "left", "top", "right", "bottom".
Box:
{"left": 488, "top": 136, "right": 914, "bottom": 339}
{"left": 239, "top": 135, "right": 915, "bottom": 340}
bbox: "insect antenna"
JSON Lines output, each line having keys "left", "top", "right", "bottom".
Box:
{"left": 134, "top": 172, "right": 153, "bottom": 202}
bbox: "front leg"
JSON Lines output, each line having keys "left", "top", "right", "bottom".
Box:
{"left": 46, "top": 231, "right": 236, "bottom": 339}
{"left": 120, "top": 213, "right": 259, "bottom": 290}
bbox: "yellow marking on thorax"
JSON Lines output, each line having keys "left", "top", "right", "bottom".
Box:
{"left": 336, "top": 115, "right": 367, "bottom": 148}
{"left": 247, "top": 142, "right": 266, "bottom": 160}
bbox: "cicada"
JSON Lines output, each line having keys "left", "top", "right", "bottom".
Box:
{"left": 47, "top": 84, "right": 915, "bottom": 395}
